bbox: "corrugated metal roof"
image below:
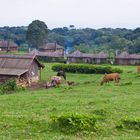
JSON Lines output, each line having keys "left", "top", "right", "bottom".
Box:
{"left": 0, "top": 68, "right": 28, "bottom": 76}
{"left": 0, "top": 54, "right": 44, "bottom": 71}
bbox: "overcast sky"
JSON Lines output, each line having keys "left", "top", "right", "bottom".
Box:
{"left": 0, "top": 0, "right": 140, "bottom": 29}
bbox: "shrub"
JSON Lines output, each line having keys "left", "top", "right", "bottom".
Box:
{"left": 50, "top": 113, "right": 98, "bottom": 134}
{"left": 116, "top": 117, "right": 140, "bottom": 130}
{"left": 0, "top": 79, "right": 25, "bottom": 94}
{"left": 52, "top": 64, "right": 123, "bottom": 74}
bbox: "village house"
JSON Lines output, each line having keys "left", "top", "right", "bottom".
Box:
{"left": 0, "top": 40, "right": 18, "bottom": 52}
{"left": 0, "top": 54, "right": 44, "bottom": 86}
{"left": 39, "top": 42, "right": 64, "bottom": 56}
{"left": 30, "top": 49, "right": 65, "bottom": 62}
{"left": 115, "top": 51, "right": 140, "bottom": 65}
{"left": 67, "top": 50, "right": 109, "bottom": 64}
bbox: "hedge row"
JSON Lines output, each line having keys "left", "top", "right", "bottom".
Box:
{"left": 52, "top": 64, "right": 123, "bottom": 74}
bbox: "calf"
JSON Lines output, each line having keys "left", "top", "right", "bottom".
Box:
{"left": 100, "top": 73, "right": 120, "bottom": 85}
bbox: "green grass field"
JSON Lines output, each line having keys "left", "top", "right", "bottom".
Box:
{"left": 0, "top": 63, "right": 140, "bottom": 140}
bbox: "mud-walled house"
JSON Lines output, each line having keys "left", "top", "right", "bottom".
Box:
{"left": 67, "top": 50, "right": 109, "bottom": 64}
{"left": 0, "top": 54, "right": 44, "bottom": 87}
{"left": 39, "top": 42, "right": 64, "bottom": 56}
{"left": 0, "top": 40, "right": 18, "bottom": 52}
{"left": 30, "top": 42, "right": 65, "bottom": 62}
{"left": 115, "top": 51, "right": 140, "bottom": 65}
{"left": 30, "top": 48, "right": 65, "bottom": 62}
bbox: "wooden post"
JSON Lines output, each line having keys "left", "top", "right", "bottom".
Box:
{"left": 39, "top": 68, "right": 41, "bottom": 81}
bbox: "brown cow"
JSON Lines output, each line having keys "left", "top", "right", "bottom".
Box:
{"left": 137, "top": 66, "right": 140, "bottom": 73}
{"left": 100, "top": 73, "right": 120, "bottom": 85}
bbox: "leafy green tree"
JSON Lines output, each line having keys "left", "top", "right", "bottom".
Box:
{"left": 26, "top": 20, "right": 48, "bottom": 48}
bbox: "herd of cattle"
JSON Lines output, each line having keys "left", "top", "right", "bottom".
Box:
{"left": 46, "top": 66, "right": 140, "bottom": 88}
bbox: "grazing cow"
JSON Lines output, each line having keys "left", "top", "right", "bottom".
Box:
{"left": 100, "top": 73, "right": 120, "bottom": 85}
{"left": 57, "top": 70, "right": 66, "bottom": 80}
{"left": 137, "top": 66, "right": 140, "bottom": 73}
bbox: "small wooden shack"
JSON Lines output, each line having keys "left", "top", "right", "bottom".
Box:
{"left": 0, "top": 54, "right": 44, "bottom": 86}
{"left": 0, "top": 40, "right": 18, "bottom": 52}
{"left": 67, "top": 50, "right": 108, "bottom": 64}
{"left": 115, "top": 51, "right": 140, "bottom": 65}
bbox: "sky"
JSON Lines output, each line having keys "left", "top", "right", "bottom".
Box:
{"left": 0, "top": 0, "right": 140, "bottom": 29}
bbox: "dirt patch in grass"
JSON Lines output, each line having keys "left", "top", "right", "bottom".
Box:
{"left": 28, "top": 82, "right": 47, "bottom": 90}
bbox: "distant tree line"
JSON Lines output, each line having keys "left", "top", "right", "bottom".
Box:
{"left": 0, "top": 21, "right": 140, "bottom": 53}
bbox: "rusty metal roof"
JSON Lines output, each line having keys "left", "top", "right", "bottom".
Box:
{"left": 0, "top": 68, "right": 28, "bottom": 76}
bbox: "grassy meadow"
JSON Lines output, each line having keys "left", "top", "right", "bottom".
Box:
{"left": 0, "top": 63, "right": 140, "bottom": 140}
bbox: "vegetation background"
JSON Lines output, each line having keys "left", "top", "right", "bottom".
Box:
{"left": 1, "top": 25, "right": 140, "bottom": 54}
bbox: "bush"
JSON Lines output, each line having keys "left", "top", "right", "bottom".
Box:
{"left": 0, "top": 79, "right": 25, "bottom": 94}
{"left": 52, "top": 64, "right": 123, "bottom": 74}
{"left": 116, "top": 117, "right": 140, "bottom": 130}
{"left": 50, "top": 113, "right": 98, "bottom": 134}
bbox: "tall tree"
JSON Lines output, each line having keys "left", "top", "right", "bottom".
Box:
{"left": 26, "top": 20, "right": 48, "bottom": 48}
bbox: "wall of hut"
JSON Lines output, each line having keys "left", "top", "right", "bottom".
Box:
{"left": 28, "top": 60, "right": 40, "bottom": 82}
{"left": 0, "top": 74, "right": 30, "bottom": 87}
{"left": 115, "top": 59, "right": 140, "bottom": 65}
{"left": 67, "top": 57, "right": 108, "bottom": 64}
{"left": 0, "top": 75, "right": 16, "bottom": 83}
{"left": 95, "top": 58, "right": 108, "bottom": 64}
{"left": 67, "top": 57, "right": 88, "bottom": 63}
{"left": 39, "top": 48, "right": 64, "bottom": 54}
{"left": 0, "top": 47, "right": 18, "bottom": 52}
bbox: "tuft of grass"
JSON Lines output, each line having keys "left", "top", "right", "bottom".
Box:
{"left": 117, "top": 117, "right": 140, "bottom": 130}
{"left": 120, "top": 81, "right": 132, "bottom": 86}
{"left": 50, "top": 113, "right": 98, "bottom": 134}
